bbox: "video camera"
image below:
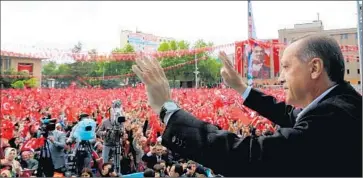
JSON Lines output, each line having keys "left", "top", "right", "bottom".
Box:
{"left": 110, "top": 100, "right": 126, "bottom": 125}
{"left": 74, "top": 114, "right": 96, "bottom": 141}
{"left": 39, "top": 115, "right": 57, "bottom": 138}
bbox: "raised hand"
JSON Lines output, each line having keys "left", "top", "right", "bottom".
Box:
{"left": 132, "top": 56, "right": 171, "bottom": 114}
{"left": 219, "top": 51, "right": 247, "bottom": 94}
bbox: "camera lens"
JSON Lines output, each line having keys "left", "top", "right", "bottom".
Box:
{"left": 85, "top": 126, "right": 92, "bottom": 131}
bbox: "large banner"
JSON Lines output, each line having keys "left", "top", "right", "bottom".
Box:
{"left": 244, "top": 39, "right": 280, "bottom": 85}
{"left": 246, "top": 41, "right": 270, "bottom": 85}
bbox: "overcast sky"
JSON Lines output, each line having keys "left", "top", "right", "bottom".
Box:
{"left": 1, "top": 1, "right": 359, "bottom": 53}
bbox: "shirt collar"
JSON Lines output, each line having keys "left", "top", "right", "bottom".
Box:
{"left": 297, "top": 84, "right": 338, "bottom": 119}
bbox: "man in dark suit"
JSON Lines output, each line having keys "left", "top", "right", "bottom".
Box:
{"left": 131, "top": 34, "right": 362, "bottom": 177}
{"left": 142, "top": 144, "right": 169, "bottom": 169}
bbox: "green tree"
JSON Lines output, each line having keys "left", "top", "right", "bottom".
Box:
{"left": 42, "top": 61, "right": 57, "bottom": 75}
{"left": 111, "top": 43, "right": 135, "bottom": 75}
{"left": 24, "top": 78, "right": 38, "bottom": 88}
{"left": 192, "top": 39, "right": 221, "bottom": 87}
{"left": 11, "top": 80, "right": 25, "bottom": 89}
{"left": 0, "top": 68, "right": 31, "bottom": 88}
{"left": 158, "top": 40, "right": 192, "bottom": 87}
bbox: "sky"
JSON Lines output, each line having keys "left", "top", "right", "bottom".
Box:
{"left": 0, "top": 1, "right": 360, "bottom": 55}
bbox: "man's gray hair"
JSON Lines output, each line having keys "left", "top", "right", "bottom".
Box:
{"left": 293, "top": 34, "right": 345, "bottom": 83}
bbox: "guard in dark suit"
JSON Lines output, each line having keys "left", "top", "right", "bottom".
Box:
{"left": 131, "top": 34, "right": 362, "bottom": 177}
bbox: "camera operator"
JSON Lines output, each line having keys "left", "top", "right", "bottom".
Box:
{"left": 96, "top": 111, "right": 115, "bottom": 163}
{"left": 36, "top": 115, "right": 67, "bottom": 177}
{"left": 96, "top": 100, "right": 126, "bottom": 175}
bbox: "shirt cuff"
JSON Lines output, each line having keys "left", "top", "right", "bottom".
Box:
{"left": 164, "top": 109, "right": 179, "bottom": 126}
{"left": 241, "top": 86, "right": 252, "bottom": 102}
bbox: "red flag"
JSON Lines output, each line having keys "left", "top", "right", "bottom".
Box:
{"left": 21, "top": 137, "right": 45, "bottom": 151}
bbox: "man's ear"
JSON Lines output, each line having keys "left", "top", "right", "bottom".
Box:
{"left": 309, "top": 58, "right": 324, "bottom": 80}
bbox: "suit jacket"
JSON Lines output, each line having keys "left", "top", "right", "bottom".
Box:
{"left": 21, "top": 158, "right": 39, "bottom": 170}
{"left": 48, "top": 130, "right": 67, "bottom": 169}
{"left": 161, "top": 82, "right": 362, "bottom": 177}
{"left": 141, "top": 153, "right": 169, "bottom": 169}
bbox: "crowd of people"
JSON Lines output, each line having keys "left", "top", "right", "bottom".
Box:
{"left": 2, "top": 34, "right": 362, "bottom": 177}
{"left": 0, "top": 86, "right": 281, "bottom": 177}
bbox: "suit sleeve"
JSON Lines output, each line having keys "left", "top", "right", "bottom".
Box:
{"left": 161, "top": 109, "right": 306, "bottom": 176}
{"left": 96, "top": 120, "right": 105, "bottom": 137}
{"left": 30, "top": 159, "right": 39, "bottom": 170}
{"left": 53, "top": 132, "right": 66, "bottom": 149}
{"left": 244, "top": 88, "right": 302, "bottom": 127}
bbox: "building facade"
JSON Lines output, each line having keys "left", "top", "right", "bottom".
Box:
{"left": 0, "top": 51, "right": 43, "bottom": 87}
{"left": 120, "top": 30, "right": 174, "bottom": 52}
{"left": 278, "top": 20, "right": 360, "bottom": 85}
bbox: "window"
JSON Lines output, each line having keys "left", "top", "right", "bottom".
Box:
{"left": 18, "top": 63, "right": 33, "bottom": 74}
{"left": 347, "top": 69, "right": 350, "bottom": 74}
{"left": 244, "top": 73, "right": 247, "bottom": 77}
{"left": 358, "top": 69, "right": 360, "bottom": 74}
{"left": 355, "top": 33, "right": 358, "bottom": 39}
{"left": 283, "top": 38, "right": 287, "bottom": 44}
{"left": 5, "top": 57, "right": 11, "bottom": 70}
{"left": 340, "top": 34, "right": 348, "bottom": 39}
{"left": 357, "top": 56, "right": 360, "bottom": 62}
{"left": 358, "top": 81, "right": 361, "bottom": 85}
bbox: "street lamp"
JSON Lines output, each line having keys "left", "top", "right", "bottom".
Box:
{"left": 194, "top": 52, "right": 199, "bottom": 89}
{"left": 356, "top": 0, "right": 363, "bottom": 92}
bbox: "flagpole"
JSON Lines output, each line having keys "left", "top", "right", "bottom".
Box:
{"left": 356, "top": 0, "right": 362, "bottom": 92}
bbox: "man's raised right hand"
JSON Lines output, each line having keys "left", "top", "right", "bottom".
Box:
{"left": 219, "top": 51, "right": 247, "bottom": 94}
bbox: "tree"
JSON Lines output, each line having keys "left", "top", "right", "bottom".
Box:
{"left": 72, "top": 41, "right": 83, "bottom": 54}
{"left": 24, "top": 78, "right": 38, "bottom": 88}
{"left": 69, "top": 42, "right": 93, "bottom": 79}
{"left": 11, "top": 80, "right": 25, "bottom": 89}
{"left": 192, "top": 39, "right": 221, "bottom": 87}
{"left": 158, "top": 40, "right": 192, "bottom": 87}
{"left": 42, "top": 61, "right": 57, "bottom": 75}
{"left": 111, "top": 43, "right": 135, "bottom": 75}
{"left": 0, "top": 68, "right": 32, "bottom": 88}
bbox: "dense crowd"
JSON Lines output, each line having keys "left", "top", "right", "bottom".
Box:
{"left": 0, "top": 85, "right": 284, "bottom": 177}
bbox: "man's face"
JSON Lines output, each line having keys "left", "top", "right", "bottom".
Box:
{"left": 22, "top": 152, "right": 30, "bottom": 161}
{"left": 255, "top": 129, "right": 262, "bottom": 136}
{"left": 253, "top": 46, "right": 265, "bottom": 64}
{"left": 155, "top": 146, "right": 163, "bottom": 156}
{"left": 279, "top": 42, "right": 311, "bottom": 107}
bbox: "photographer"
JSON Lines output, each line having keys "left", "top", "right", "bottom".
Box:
{"left": 36, "top": 115, "right": 67, "bottom": 177}
{"left": 97, "top": 100, "right": 126, "bottom": 175}
{"left": 96, "top": 114, "right": 114, "bottom": 163}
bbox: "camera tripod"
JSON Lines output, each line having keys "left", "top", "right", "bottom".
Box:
{"left": 36, "top": 138, "right": 54, "bottom": 177}
{"left": 107, "top": 124, "right": 123, "bottom": 175}
{"left": 70, "top": 140, "right": 95, "bottom": 175}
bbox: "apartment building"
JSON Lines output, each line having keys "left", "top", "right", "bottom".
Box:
{"left": 278, "top": 20, "right": 360, "bottom": 85}
{"left": 120, "top": 30, "right": 174, "bottom": 53}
